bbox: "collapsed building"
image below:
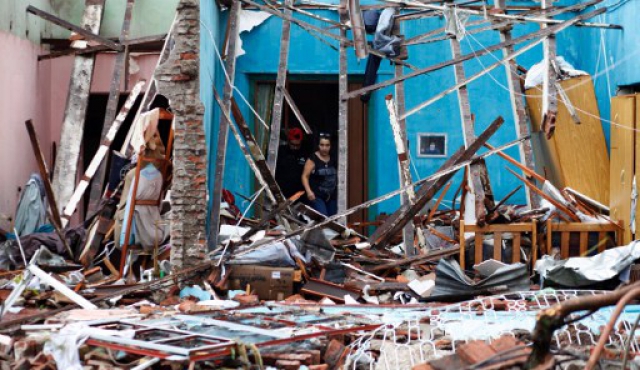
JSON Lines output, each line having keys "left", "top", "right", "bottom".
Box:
{"left": 2, "top": 0, "right": 640, "bottom": 368}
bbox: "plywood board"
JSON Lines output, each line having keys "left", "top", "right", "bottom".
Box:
{"left": 525, "top": 75, "right": 610, "bottom": 204}
{"left": 610, "top": 95, "right": 634, "bottom": 244}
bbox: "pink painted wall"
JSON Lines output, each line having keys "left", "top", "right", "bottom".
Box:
{"left": 0, "top": 30, "right": 159, "bottom": 229}
{"left": 0, "top": 31, "right": 52, "bottom": 230}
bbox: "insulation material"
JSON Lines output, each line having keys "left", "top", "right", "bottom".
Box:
{"left": 524, "top": 56, "right": 587, "bottom": 89}
{"left": 535, "top": 240, "right": 640, "bottom": 287}
{"left": 236, "top": 10, "right": 272, "bottom": 58}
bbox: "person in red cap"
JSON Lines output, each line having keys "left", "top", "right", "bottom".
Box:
{"left": 275, "top": 127, "right": 308, "bottom": 199}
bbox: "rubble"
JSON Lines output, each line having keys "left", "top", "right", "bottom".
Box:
{"left": 2, "top": 0, "right": 638, "bottom": 369}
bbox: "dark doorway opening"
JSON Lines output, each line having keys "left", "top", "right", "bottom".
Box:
{"left": 82, "top": 94, "right": 142, "bottom": 216}
{"left": 255, "top": 79, "right": 368, "bottom": 225}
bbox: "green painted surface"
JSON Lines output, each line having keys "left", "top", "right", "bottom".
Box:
{"left": 49, "top": 0, "right": 180, "bottom": 39}
{"left": 0, "top": 0, "right": 54, "bottom": 43}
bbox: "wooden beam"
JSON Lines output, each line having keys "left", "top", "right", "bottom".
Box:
{"left": 51, "top": 0, "right": 107, "bottom": 214}
{"left": 505, "top": 167, "right": 580, "bottom": 222}
{"left": 369, "top": 116, "right": 505, "bottom": 248}
{"left": 337, "top": 1, "right": 349, "bottom": 219}
{"left": 209, "top": 0, "right": 241, "bottom": 249}
{"left": 381, "top": 0, "right": 617, "bottom": 29}
{"left": 282, "top": 88, "right": 312, "bottom": 134}
{"left": 402, "top": 33, "right": 546, "bottom": 120}
{"left": 343, "top": 8, "right": 606, "bottom": 100}
{"left": 26, "top": 5, "right": 121, "bottom": 51}
{"left": 266, "top": 0, "right": 293, "bottom": 173}
{"left": 37, "top": 34, "right": 166, "bottom": 61}
{"left": 493, "top": 0, "right": 538, "bottom": 209}
{"left": 61, "top": 81, "right": 145, "bottom": 227}
{"left": 88, "top": 0, "right": 136, "bottom": 215}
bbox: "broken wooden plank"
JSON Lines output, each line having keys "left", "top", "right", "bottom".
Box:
{"left": 242, "top": 191, "right": 304, "bottom": 241}
{"left": 505, "top": 167, "right": 580, "bottom": 221}
{"left": 369, "top": 116, "right": 505, "bottom": 248}
{"left": 369, "top": 245, "right": 459, "bottom": 272}
{"left": 348, "top": 0, "right": 368, "bottom": 59}
{"left": 337, "top": 2, "right": 349, "bottom": 219}
{"left": 243, "top": 134, "right": 526, "bottom": 254}
{"left": 209, "top": 0, "right": 241, "bottom": 249}
{"left": 494, "top": 0, "right": 538, "bottom": 209}
{"left": 88, "top": 0, "right": 136, "bottom": 215}
{"left": 61, "top": 81, "right": 145, "bottom": 227}
{"left": 51, "top": 0, "right": 107, "bottom": 213}
{"left": 266, "top": 0, "right": 294, "bottom": 173}
{"left": 282, "top": 88, "right": 312, "bottom": 134}
{"left": 229, "top": 95, "right": 287, "bottom": 205}
{"left": 386, "top": 94, "right": 425, "bottom": 255}
{"left": 25, "top": 120, "right": 63, "bottom": 230}
{"left": 26, "top": 5, "right": 121, "bottom": 51}
{"left": 343, "top": 8, "right": 606, "bottom": 100}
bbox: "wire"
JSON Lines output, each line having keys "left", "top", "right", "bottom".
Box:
{"left": 462, "top": 31, "right": 640, "bottom": 133}
{"left": 621, "top": 312, "right": 640, "bottom": 370}
{"left": 200, "top": 19, "right": 270, "bottom": 131}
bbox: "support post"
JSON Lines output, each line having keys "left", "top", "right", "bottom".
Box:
{"left": 209, "top": 0, "right": 241, "bottom": 249}
{"left": 266, "top": 0, "right": 293, "bottom": 172}
{"left": 51, "top": 0, "right": 106, "bottom": 213}
{"left": 494, "top": 0, "right": 539, "bottom": 209}
{"left": 337, "top": 1, "right": 349, "bottom": 219}
{"left": 449, "top": 31, "right": 495, "bottom": 226}
{"left": 541, "top": 0, "right": 558, "bottom": 138}
{"left": 88, "top": 0, "right": 136, "bottom": 214}
{"left": 386, "top": 94, "right": 425, "bottom": 256}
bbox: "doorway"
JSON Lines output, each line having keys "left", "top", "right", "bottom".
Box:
{"left": 254, "top": 79, "right": 368, "bottom": 224}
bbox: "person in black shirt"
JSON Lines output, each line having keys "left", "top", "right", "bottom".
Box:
{"left": 301, "top": 132, "right": 337, "bottom": 216}
{"left": 275, "top": 128, "right": 307, "bottom": 199}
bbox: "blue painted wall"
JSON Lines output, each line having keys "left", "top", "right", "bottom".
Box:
{"left": 200, "top": 0, "right": 638, "bottom": 221}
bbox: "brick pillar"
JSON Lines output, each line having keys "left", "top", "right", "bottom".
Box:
{"left": 156, "top": 0, "right": 207, "bottom": 269}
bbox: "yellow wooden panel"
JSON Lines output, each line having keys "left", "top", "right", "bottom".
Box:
{"left": 525, "top": 75, "right": 610, "bottom": 204}
{"left": 635, "top": 95, "right": 640, "bottom": 242}
{"left": 610, "top": 95, "right": 635, "bottom": 244}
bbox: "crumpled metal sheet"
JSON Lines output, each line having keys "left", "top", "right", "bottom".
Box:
{"left": 432, "top": 259, "right": 529, "bottom": 297}
{"left": 535, "top": 240, "right": 640, "bottom": 287}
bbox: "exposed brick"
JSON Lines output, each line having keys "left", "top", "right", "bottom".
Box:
{"left": 156, "top": 0, "right": 206, "bottom": 270}
{"left": 457, "top": 340, "right": 496, "bottom": 365}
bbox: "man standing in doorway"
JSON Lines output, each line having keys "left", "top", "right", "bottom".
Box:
{"left": 275, "top": 128, "right": 307, "bottom": 199}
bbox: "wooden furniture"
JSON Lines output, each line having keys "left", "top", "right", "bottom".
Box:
{"left": 609, "top": 94, "right": 640, "bottom": 244}
{"left": 544, "top": 220, "right": 622, "bottom": 259}
{"left": 525, "top": 75, "right": 610, "bottom": 205}
{"left": 119, "top": 128, "right": 174, "bottom": 277}
{"left": 459, "top": 221, "right": 537, "bottom": 271}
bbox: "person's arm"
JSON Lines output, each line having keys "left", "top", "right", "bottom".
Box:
{"left": 301, "top": 159, "right": 316, "bottom": 201}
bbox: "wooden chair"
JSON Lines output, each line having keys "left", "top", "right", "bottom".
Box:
{"left": 119, "top": 128, "right": 174, "bottom": 277}
{"left": 544, "top": 220, "right": 622, "bottom": 259}
{"left": 459, "top": 221, "right": 537, "bottom": 271}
